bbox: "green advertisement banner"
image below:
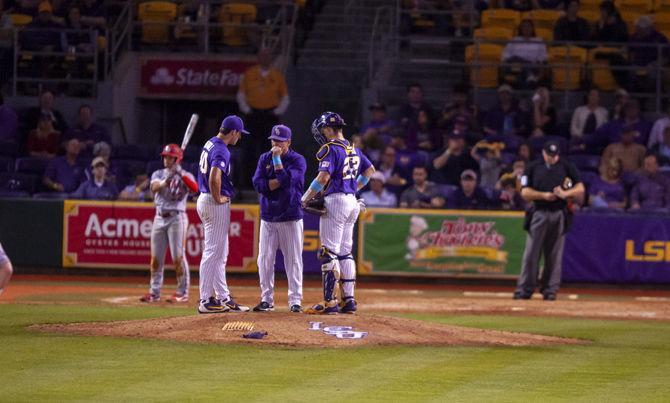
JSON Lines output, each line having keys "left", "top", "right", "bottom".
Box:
{"left": 358, "top": 208, "right": 525, "bottom": 278}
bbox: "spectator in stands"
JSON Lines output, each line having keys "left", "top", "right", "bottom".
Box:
{"left": 498, "top": 174, "right": 526, "bottom": 210}
{"left": 648, "top": 105, "right": 670, "bottom": 148}
{"left": 78, "top": 0, "right": 107, "bottom": 32}
{"left": 501, "top": 19, "right": 547, "bottom": 88}
{"left": 497, "top": 158, "right": 527, "bottom": 190}
{"left": 451, "top": 169, "right": 490, "bottom": 209}
{"left": 0, "top": 0, "right": 12, "bottom": 87}
{"left": 84, "top": 141, "right": 114, "bottom": 182}
{"left": 410, "top": 109, "right": 441, "bottom": 154}
{"left": 593, "top": 1, "right": 628, "bottom": 43}
{"left": 62, "top": 6, "right": 96, "bottom": 53}
{"left": 397, "top": 82, "right": 436, "bottom": 133}
{"left": 570, "top": 88, "right": 609, "bottom": 139}
{"left": 360, "top": 171, "right": 397, "bottom": 208}
{"left": 431, "top": 130, "right": 478, "bottom": 185}
{"left": 630, "top": 154, "right": 670, "bottom": 210}
{"left": 399, "top": 0, "right": 449, "bottom": 36}
{"left": 589, "top": 157, "right": 626, "bottom": 209}
{"left": 119, "top": 170, "right": 152, "bottom": 201}
{"left": 530, "top": 86, "right": 557, "bottom": 137}
{"left": 601, "top": 126, "right": 646, "bottom": 173}
{"left": 27, "top": 113, "right": 60, "bottom": 158}
{"left": 483, "top": 85, "right": 528, "bottom": 137}
{"left": 517, "top": 142, "right": 533, "bottom": 163}
{"left": 611, "top": 88, "right": 629, "bottom": 121}
{"left": 359, "top": 102, "right": 395, "bottom": 163}
{"left": 0, "top": 92, "right": 18, "bottom": 143}
{"left": 20, "top": 1, "right": 64, "bottom": 51}
{"left": 71, "top": 156, "right": 117, "bottom": 200}
{"left": 628, "top": 16, "right": 668, "bottom": 92}
{"left": 650, "top": 126, "right": 670, "bottom": 167}
{"left": 237, "top": 47, "right": 290, "bottom": 187}
{"left": 12, "top": 0, "right": 38, "bottom": 15}
{"left": 553, "top": 0, "right": 591, "bottom": 42}
{"left": 400, "top": 165, "right": 445, "bottom": 208}
{"left": 595, "top": 99, "right": 651, "bottom": 147}
{"left": 43, "top": 138, "right": 85, "bottom": 193}
{"left": 390, "top": 131, "right": 424, "bottom": 183}
{"left": 64, "top": 104, "right": 110, "bottom": 150}
{"left": 437, "top": 83, "right": 478, "bottom": 139}
{"left": 377, "top": 145, "right": 411, "bottom": 196}
{"left": 470, "top": 139, "right": 503, "bottom": 188}
{"left": 22, "top": 90, "right": 67, "bottom": 135}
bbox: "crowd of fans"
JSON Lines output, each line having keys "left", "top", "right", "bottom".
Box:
{"left": 355, "top": 82, "right": 670, "bottom": 212}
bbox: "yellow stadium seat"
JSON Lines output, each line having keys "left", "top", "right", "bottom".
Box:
{"left": 481, "top": 9, "right": 521, "bottom": 29}
{"left": 9, "top": 13, "right": 33, "bottom": 27}
{"left": 219, "top": 3, "right": 257, "bottom": 46}
{"left": 620, "top": 11, "right": 644, "bottom": 33}
{"left": 465, "top": 44, "right": 503, "bottom": 88}
{"left": 473, "top": 27, "right": 514, "bottom": 42}
{"left": 577, "top": 9, "right": 600, "bottom": 22}
{"left": 535, "top": 27, "right": 554, "bottom": 41}
{"left": 587, "top": 47, "right": 622, "bottom": 91}
{"left": 616, "top": 0, "right": 653, "bottom": 13}
{"left": 653, "top": 12, "right": 670, "bottom": 31}
{"left": 549, "top": 46, "right": 587, "bottom": 90}
{"left": 522, "top": 9, "right": 563, "bottom": 31}
{"left": 580, "top": 0, "right": 603, "bottom": 12}
{"left": 655, "top": 0, "right": 670, "bottom": 12}
{"left": 137, "top": 1, "right": 178, "bottom": 44}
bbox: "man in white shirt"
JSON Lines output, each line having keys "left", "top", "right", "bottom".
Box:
{"left": 570, "top": 88, "right": 609, "bottom": 138}
{"left": 360, "top": 171, "right": 397, "bottom": 208}
{"left": 648, "top": 107, "right": 670, "bottom": 148}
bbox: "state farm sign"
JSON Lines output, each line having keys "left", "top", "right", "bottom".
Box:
{"left": 139, "top": 57, "right": 255, "bottom": 99}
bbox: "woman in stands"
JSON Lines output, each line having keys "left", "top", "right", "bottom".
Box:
{"left": 589, "top": 157, "right": 627, "bottom": 210}
{"left": 530, "top": 86, "right": 558, "bottom": 137}
{"left": 27, "top": 113, "right": 60, "bottom": 159}
{"left": 501, "top": 19, "right": 547, "bottom": 88}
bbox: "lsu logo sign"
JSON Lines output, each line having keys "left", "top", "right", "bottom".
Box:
{"left": 625, "top": 240, "right": 670, "bottom": 262}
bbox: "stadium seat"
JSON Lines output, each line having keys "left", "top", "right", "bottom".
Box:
{"left": 588, "top": 47, "right": 623, "bottom": 91}
{"left": 522, "top": 9, "right": 563, "bottom": 31}
{"left": 481, "top": 9, "right": 521, "bottom": 29}
{"left": 465, "top": 44, "right": 503, "bottom": 88}
{"left": 569, "top": 154, "right": 601, "bottom": 172}
{"left": 8, "top": 13, "right": 32, "bottom": 27}
{"left": 219, "top": 3, "right": 257, "bottom": 46}
{"left": 14, "top": 157, "right": 49, "bottom": 176}
{"left": 580, "top": 0, "right": 602, "bottom": 12}
{"left": 137, "top": 1, "right": 178, "bottom": 44}
{"left": 655, "top": 0, "right": 670, "bottom": 12}
{"left": 548, "top": 46, "right": 587, "bottom": 90}
{"left": 616, "top": 0, "right": 653, "bottom": 14}
{"left": 580, "top": 171, "right": 599, "bottom": 187}
{"left": 577, "top": 9, "right": 600, "bottom": 23}
{"left": 0, "top": 172, "right": 38, "bottom": 194}
{"left": 620, "top": 11, "right": 643, "bottom": 33}
{"left": 653, "top": 12, "right": 670, "bottom": 31}
{"left": 481, "top": 186, "right": 501, "bottom": 203}
{"left": 535, "top": 27, "right": 554, "bottom": 42}
{"left": 439, "top": 184, "right": 459, "bottom": 201}
{"left": 473, "top": 27, "right": 513, "bottom": 43}
{"left": 0, "top": 157, "right": 13, "bottom": 173}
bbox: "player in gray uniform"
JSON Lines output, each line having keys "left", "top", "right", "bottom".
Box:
{"left": 0, "top": 242, "right": 13, "bottom": 296}
{"left": 251, "top": 125, "right": 306, "bottom": 313}
{"left": 301, "top": 112, "right": 375, "bottom": 315}
{"left": 140, "top": 144, "right": 199, "bottom": 303}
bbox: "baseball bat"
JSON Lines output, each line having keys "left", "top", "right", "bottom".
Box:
{"left": 180, "top": 113, "right": 199, "bottom": 150}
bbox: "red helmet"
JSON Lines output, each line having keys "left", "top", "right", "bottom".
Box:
{"left": 160, "top": 143, "right": 183, "bottom": 162}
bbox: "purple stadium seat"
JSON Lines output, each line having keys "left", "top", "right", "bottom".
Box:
{"left": 569, "top": 154, "right": 601, "bottom": 172}
{"left": 0, "top": 172, "right": 38, "bottom": 194}
{"left": 439, "top": 184, "right": 459, "bottom": 201}
{"left": 14, "top": 157, "right": 49, "bottom": 175}
{"left": 0, "top": 156, "right": 13, "bottom": 172}
{"left": 580, "top": 171, "right": 599, "bottom": 188}
{"left": 113, "top": 144, "right": 152, "bottom": 161}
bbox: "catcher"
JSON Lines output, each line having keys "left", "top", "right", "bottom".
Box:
{"left": 301, "top": 112, "right": 375, "bottom": 315}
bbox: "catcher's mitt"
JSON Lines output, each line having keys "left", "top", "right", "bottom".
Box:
{"left": 303, "top": 197, "right": 326, "bottom": 216}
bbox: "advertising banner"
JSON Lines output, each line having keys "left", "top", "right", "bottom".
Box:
{"left": 139, "top": 56, "right": 255, "bottom": 99}
{"left": 358, "top": 208, "right": 525, "bottom": 277}
{"left": 564, "top": 213, "right": 670, "bottom": 283}
{"left": 63, "top": 200, "right": 259, "bottom": 271}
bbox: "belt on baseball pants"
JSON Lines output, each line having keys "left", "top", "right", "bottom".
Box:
{"left": 158, "top": 211, "right": 181, "bottom": 218}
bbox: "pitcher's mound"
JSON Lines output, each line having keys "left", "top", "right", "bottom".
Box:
{"left": 35, "top": 313, "right": 587, "bottom": 348}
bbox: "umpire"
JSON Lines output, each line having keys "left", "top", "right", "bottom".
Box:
{"left": 514, "top": 140, "right": 584, "bottom": 301}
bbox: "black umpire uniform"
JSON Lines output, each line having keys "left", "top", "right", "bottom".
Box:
{"left": 514, "top": 141, "right": 584, "bottom": 300}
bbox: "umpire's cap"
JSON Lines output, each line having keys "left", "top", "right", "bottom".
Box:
{"left": 543, "top": 140, "right": 560, "bottom": 157}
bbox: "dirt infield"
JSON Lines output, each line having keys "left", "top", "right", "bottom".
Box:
{"left": 33, "top": 312, "right": 588, "bottom": 348}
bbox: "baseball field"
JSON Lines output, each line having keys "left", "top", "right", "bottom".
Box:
{"left": 1, "top": 275, "right": 670, "bottom": 402}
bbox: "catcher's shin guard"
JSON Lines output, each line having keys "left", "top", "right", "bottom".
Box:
{"left": 318, "top": 246, "right": 340, "bottom": 302}
{"left": 338, "top": 254, "right": 356, "bottom": 301}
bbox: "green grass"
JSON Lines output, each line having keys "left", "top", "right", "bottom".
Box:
{"left": 1, "top": 305, "right": 669, "bottom": 402}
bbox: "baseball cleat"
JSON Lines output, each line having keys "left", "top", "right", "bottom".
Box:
{"left": 139, "top": 293, "right": 160, "bottom": 303}
{"left": 340, "top": 298, "right": 357, "bottom": 314}
{"left": 224, "top": 297, "right": 250, "bottom": 312}
{"left": 305, "top": 300, "right": 339, "bottom": 315}
{"left": 289, "top": 304, "right": 303, "bottom": 313}
{"left": 252, "top": 301, "right": 274, "bottom": 312}
{"left": 513, "top": 292, "right": 532, "bottom": 300}
{"left": 198, "top": 297, "right": 229, "bottom": 314}
{"left": 167, "top": 293, "right": 189, "bottom": 303}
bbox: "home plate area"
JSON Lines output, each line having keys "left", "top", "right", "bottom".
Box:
{"left": 34, "top": 313, "right": 586, "bottom": 348}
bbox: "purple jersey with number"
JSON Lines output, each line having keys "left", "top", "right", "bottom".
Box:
{"left": 198, "top": 136, "right": 235, "bottom": 197}
{"left": 317, "top": 139, "right": 372, "bottom": 196}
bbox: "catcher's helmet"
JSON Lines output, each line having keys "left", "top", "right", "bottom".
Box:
{"left": 160, "top": 143, "right": 183, "bottom": 163}
{"left": 311, "top": 111, "right": 346, "bottom": 146}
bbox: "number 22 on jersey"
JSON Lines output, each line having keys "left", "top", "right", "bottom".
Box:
{"left": 342, "top": 148, "right": 360, "bottom": 180}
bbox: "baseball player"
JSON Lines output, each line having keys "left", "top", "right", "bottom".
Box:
{"left": 251, "top": 125, "right": 306, "bottom": 313}
{"left": 140, "top": 144, "right": 199, "bottom": 303}
{"left": 0, "top": 242, "right": 13, "bottom": 297}
{"left": 196, "top": 115, "right": 250, "bottom": 314}
{"left": 302, "top": 112, "right": 375, "bottom": 314}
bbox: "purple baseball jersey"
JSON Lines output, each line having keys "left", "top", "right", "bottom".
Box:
{"left": 198, "top": 136, "right": 235, "bottom": 197}
{"left": 317, "top": 139, "right": 372, "bottom": 196}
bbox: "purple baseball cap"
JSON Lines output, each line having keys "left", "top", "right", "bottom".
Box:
{"left": 268, "top": 124, "right": 291, "bottom": 141}
{"left": 220, "top": 115, "right": 249, "bottom": 134}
